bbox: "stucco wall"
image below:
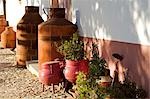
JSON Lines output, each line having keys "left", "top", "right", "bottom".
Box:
{"left": 72, "top": 0, "right": 150, "bottom": 97}
{"left": 83, "top": 37, "right": 150, "bottom": 97}
{"left": 0, "top": 0, "right": 4, "bottom": 15}
{"left": 72, "top": 0, "right": 150, "bottom": 46}
{"left": 6, "top": 0, "right": 26, "bottom": 31}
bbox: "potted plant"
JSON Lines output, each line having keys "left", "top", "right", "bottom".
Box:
{"left": 75, "top": 72, "right": 97, "bottom": 99}
{"left": 74, "top": 44, "right": 147, "bottom": 98}
{"left": 89, "top": 44, "right": 112, "bottom": 87}
{"left": 75, "top": 72, "right": 112, "bottom": 99}
{"left": 57, "top": 33, "right": 89, "bottom": 83}
{"left": 75, "top": 72, "right": 147, "bottom": 99}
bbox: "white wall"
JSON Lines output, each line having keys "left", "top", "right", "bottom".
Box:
{"left": 6, "top": 0, "right": 26, "bottom": 31}
{"left": 0, "top": 0, "right": 4, "bottom": 15}
{"left": 72, "top": 0, "right": 150, "bottom": 46}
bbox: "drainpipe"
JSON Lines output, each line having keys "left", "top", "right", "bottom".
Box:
{"left": 52, "top": 0, "right": 59, "bottom": 8}
{"left": 3, "top": 0, "right": 6, "bottom": 19}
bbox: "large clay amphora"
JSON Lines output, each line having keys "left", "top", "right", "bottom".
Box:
{"left": 1, "top": 26, "right": 16, "bottom": 48}
{"left": 38, "top": 8, "right": 77, "bottom": 69}
{"left": 16, "top": 6, "right": 44, "bottom": 67}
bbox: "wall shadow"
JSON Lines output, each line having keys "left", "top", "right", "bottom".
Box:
{"left": 73, "top": 0, "right": 150, "bottom": 97}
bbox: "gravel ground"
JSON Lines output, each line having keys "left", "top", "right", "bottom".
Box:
{"left": 0, "top": 48, "right": 74, "bottom": 99}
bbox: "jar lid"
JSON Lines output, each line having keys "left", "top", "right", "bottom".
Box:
{"left": 25, "top": 6, "right": 39, "bottom": 13}
{"left": 49, "top": 8, "right": 65, "bottom": 18}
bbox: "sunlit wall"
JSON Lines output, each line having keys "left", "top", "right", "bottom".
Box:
{"left": 6, "top": 0, "right": 26, "bottom": 31}
{"left": 72, "top": 0, "right": 150, "bottom": 46}
{"left": 0, "top": 0, "right": 4, "bottom": 15}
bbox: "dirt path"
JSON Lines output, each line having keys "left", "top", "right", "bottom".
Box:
{"left": 0, "top": 48, "right": 73, "bottom": 99}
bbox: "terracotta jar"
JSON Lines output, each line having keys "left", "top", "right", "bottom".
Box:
{"left": 38, "top": 8, "right": 77, "bottom": 69}
{"left": 39, "top": 61, "right": 63, "bottom": 85}
{"left": 0, "top": 15, "right": 7, "bottom": 40}
{"left": 1, "top": 26, "right": 16, "bottom": 48}
{"left": 16, "top": 6, "right": 44, "bottom": 67}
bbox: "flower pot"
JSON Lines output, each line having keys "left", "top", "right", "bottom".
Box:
{"left": 64, "top": 60, "right": 89, "bottom": 83}
{"left": 79, "top": 60, "right": 89, "bottom": 75}
{"left": 96, "top": 76, "right": 112, "bottom": 87}
{"left": 39, "top": 61, "right": 63, "bottom": 85}
{"left": 63, "top": 60, "right": 79, "bottom": 83}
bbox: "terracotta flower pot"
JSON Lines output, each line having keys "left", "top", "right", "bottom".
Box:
{"left": 63, "top": 60, "right": 80, "bottom": 83}
{"left": 79, "top": 60, "right": 89, "bottom": 75}
{"left": 96, "top": 76, "right": 112, "bottom": 87}
{"left": 64, "top": 60, "right": 89, "bottom": 83}
{"left": 39, "top": 61, "right": 63, "bottom": 85}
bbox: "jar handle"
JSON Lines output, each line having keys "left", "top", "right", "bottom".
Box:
{"left": 43, "top": 8, "right": 49, "bottom": 19}
{"left": 50, "top": 64, "right": 53, "bottom": 74}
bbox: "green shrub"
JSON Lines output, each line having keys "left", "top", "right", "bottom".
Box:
{"left": 57, "top": 33, "right": 85, "bottom": 60}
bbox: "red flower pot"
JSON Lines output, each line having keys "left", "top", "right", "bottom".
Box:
{"left": 79, "top": 60, "right": 89, "bottom": 75}
{"left": 63, "top": 60, "right": 79, "bottom": 83}
{"left": 64, "top": 60, "right": 89, "bottom": 83}
{"left": 39, "top": 61, "right": 63, "bottom": 85}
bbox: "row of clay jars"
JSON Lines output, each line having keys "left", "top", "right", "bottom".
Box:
{"left": 1, "top": 7, "right": 89, "bottom": 85}
{"left": 1, "top": 7, "right": 80, "bottom": 85}
{"left": 15, "top": 7, "right": 78, "bottom": 85}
